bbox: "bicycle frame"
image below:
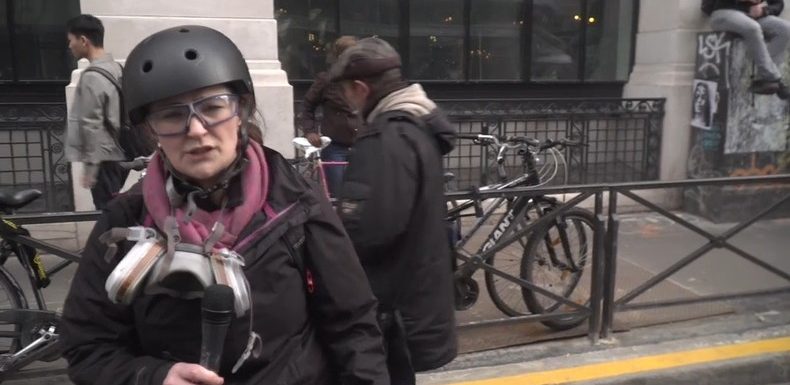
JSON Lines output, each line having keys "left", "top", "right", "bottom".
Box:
{"left": 0, "top": 217, "right": 81, "bottom": 376}
{"left": 0, "top": 222, "right": 79, "bottom": 310}
{"left": 446, "top": 135, "right": 594, "bottom": 314}
{"left": 316, "top": 160, "right": 348, "bottom": 199}
{"left": 450, "top": 191, "right": 555, "bottom": 278}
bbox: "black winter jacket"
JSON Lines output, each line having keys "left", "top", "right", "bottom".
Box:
{"left": 61, "top": 147, "right": 389, "bottom": 385}
{"left": 703, "top": 0, "right": 784, "bottom": 16}
{"left": 338, "top": 90, "right": 458, "bottom": 372}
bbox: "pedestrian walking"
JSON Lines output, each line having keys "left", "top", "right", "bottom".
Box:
{"left": 331, "top": 37, "right": 458, "bottom": 385}
{"left": 65, "top": 14, "right": 129, "bottom": 210}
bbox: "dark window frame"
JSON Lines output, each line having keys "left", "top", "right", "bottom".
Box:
{"left": 0, "top": 0, "right": 78, "bottom": 85}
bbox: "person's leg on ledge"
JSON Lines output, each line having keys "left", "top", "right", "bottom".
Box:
{"left": 711, "top": 9, "right": 782, "bottom": 95}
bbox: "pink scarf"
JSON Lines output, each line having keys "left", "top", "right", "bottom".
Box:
{"left": 142, "top": 141, "right": 269, "bottom": 249}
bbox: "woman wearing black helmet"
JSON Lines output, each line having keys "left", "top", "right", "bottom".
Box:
{"left": 61, "top": 26, "right": 388, "bottom": 385}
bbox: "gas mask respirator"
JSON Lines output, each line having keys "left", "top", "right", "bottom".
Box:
{"left": 103, "top": 226, "right": 250, "bottom": 317}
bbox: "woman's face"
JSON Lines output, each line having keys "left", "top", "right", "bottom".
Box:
{"left": 693, "top": 84, "right": 708, "bottom": 114}
{"left": 148, "top": 85, "right": 241, "bottom": 188}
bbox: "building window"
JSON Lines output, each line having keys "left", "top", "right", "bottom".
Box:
{"left": 339, "top": 0, "right": 400, "bottom": 50}
{"left": 275, "top": 0, "right": 338, "bottom": 81}
{"left": 585, "top": 0, "right": 634, "bottom": 81}
{"left": 409, "top": 0, "right": 464, "bottom": 81}
{"left": 531, "top": 0, "right": 582, "bottom": 81}
{"left": 469, "top": 0, "right": 526, "bottom": 81}
{"left": 0, "top": 0, "right": 12, "bottom": 81}
{"left": 1, "top": 0, "right": 80, "bottom": 83}
{"left": 274, "top": 0, "right": 636, "bottom": 83}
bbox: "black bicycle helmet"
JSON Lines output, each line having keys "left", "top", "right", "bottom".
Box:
{"left": 123, "top": 25, "right": 253, "bottom": 125}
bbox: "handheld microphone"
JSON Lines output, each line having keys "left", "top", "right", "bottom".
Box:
{"left": 199, "top": 284, "right": 235, "bottom": 373}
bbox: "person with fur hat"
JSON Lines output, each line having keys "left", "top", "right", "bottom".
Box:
{"left": 331, "top": 37, "right": 458, "bottom": 385}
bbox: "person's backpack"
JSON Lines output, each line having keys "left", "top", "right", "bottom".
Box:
{"left": 82, "top": 65, "right": 156, "bottom": 161}
{"left": 701, "top": 0, "right": 717, "bottom": 15}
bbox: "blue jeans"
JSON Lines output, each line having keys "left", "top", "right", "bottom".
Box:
{"left": 321, "top": 142, "right": 349, "bottom": 197}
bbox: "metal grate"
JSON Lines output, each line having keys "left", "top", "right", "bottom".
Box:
{"left": 437, "top": 98, "right": 665, "bottom": 189}
{"left": 0, "top": 103, "right": 73, "bottom": 212}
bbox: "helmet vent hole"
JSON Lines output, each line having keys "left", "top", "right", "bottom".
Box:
{"left": 142, "top": 61, "right": 153, "bottom": 73}
{"left": 179, "top": 28, "right": 190, "bottom": 33}
{"left": 185, "top": 49, "right": 198, "bottom": 60}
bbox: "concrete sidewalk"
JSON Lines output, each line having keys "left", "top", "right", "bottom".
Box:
{"left": 421, "top": 294, "right": 790, "bottom": 385}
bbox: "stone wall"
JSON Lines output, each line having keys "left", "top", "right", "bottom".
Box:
{"left": 624, "top": 0, "right": 790, "bottom": 213}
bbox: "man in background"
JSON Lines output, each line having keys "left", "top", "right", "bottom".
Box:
{"left": 65, "top": 14, "right": 128, "bottom": 210}
{"left": 332, "top": 37, "right": 457, "bottom": 384}
{"left": 300, "top": 35, "right": 362, "bottom": 196}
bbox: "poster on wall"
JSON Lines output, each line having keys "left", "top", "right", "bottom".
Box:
{"left": 691, "top": 79, "right": 717, "bottom": 130}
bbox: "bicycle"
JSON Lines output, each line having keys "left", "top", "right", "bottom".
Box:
{"left": 447, "top": 133, "right": 595, "bottom": 331}
{"left": 290, "top": 136, "right": 348, "bottom": 198}
{"left": 0, "top": 189, "right": 87, "bottom": 380}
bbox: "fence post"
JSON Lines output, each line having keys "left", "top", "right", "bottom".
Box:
{"left": 479, "top": 121, "right": 488, "bottom": 186}
{"left": 601, "top": 188, "right": 619, "bottom": 339}
{"left": 588, "top": 190, "right": 606, "bottom": 343}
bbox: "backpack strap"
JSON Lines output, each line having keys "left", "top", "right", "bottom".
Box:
{"left": 82, "top": 65, "right": 126, "bottom": 129}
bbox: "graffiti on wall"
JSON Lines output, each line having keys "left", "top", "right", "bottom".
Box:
{"left": 696, "top": 32, "right": 731, "bottom": 84}
{"left": 686, "top": 32, "right": 790, "bottom": 221}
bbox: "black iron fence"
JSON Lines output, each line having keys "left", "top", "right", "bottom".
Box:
{"left": 445, "top": 174, "right": 790, "bottom": 341}
{"left": 7, "top": 175, "right": 790, "bottom": 344}
{"left": 295, "top": 98, "right": 665, "bottom": 190}
{"left": 439, "top": 98, "right": 664, "bottom": 189}
{"left": 0, "top": 103, "right": 72, "bottom": 212}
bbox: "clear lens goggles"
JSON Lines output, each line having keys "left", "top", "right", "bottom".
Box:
{"left": 147, "top": 94, "right": 240, "bottom": 137}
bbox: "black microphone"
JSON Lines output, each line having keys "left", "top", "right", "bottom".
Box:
{"left": 200, "top": 284, "right": 235, "bottom": 373}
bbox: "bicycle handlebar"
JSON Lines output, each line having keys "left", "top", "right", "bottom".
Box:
{"left": 457, "top": 134, "right": 585, "bottom": 152}
{"left": 118, "top": 156, "right": 151, "bottom": 171}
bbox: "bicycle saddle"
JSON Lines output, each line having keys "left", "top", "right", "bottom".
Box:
{"left": 292, "top": 136, "right": 332, "bottom": 158}
{"left": 0, "top": 189, "right": 42, "bottom": 213}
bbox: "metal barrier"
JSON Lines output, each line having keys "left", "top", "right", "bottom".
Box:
{"left": 0, "top": 102, "right": 73, "bottom": 212}
{"left": 9, "top": 174, "right": 789, "bottom": 343}
{"left": 294, "top": 98, "right": 666, "bottom": 190}
{"left": 447, "top": 174, "right": 790, "bottom": 341}
{"left": 600, "top": 175, "right": 790, "bottom": 338}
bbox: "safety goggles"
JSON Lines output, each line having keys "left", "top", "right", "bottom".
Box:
{"left": 147, "top": 93, "right": 240, "bottom": 137}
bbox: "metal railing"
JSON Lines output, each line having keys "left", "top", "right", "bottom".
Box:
{"left": 294, "top": 98, "right": 665, "bottom": 190}
{"left": 0, "top": 102, "right": 73, "bottom": 212}
{"left": 600, "top": 175, "right": 790, "bottom": 338}
{"left": 446, "top": 174, "right": 790, "bottom": 341}
{"left": 9, "top": 175, "right": 787, "bottom": 344}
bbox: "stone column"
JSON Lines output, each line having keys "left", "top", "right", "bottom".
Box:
{"left": 66, "top": 0, "right": 292, "bottom": 211}
{"left": 623, "top": 0, "right": 706, "bottom": 182}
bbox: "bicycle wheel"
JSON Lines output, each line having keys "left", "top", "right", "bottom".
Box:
{"left": 0, "top": 265, "right": 26, "bottom": 354}
{"left": 484, "top": 200, "right": 550, "bottom": 317}
{"left": 522, "top": 208, "right": 594, "bottom": 330}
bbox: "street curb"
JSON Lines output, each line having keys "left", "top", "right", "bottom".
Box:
{"left": 574, "top": 352, "right": 790, "bottom": 385}
{"left": 418, "top": 325, "right": 790, "bottom": 385}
